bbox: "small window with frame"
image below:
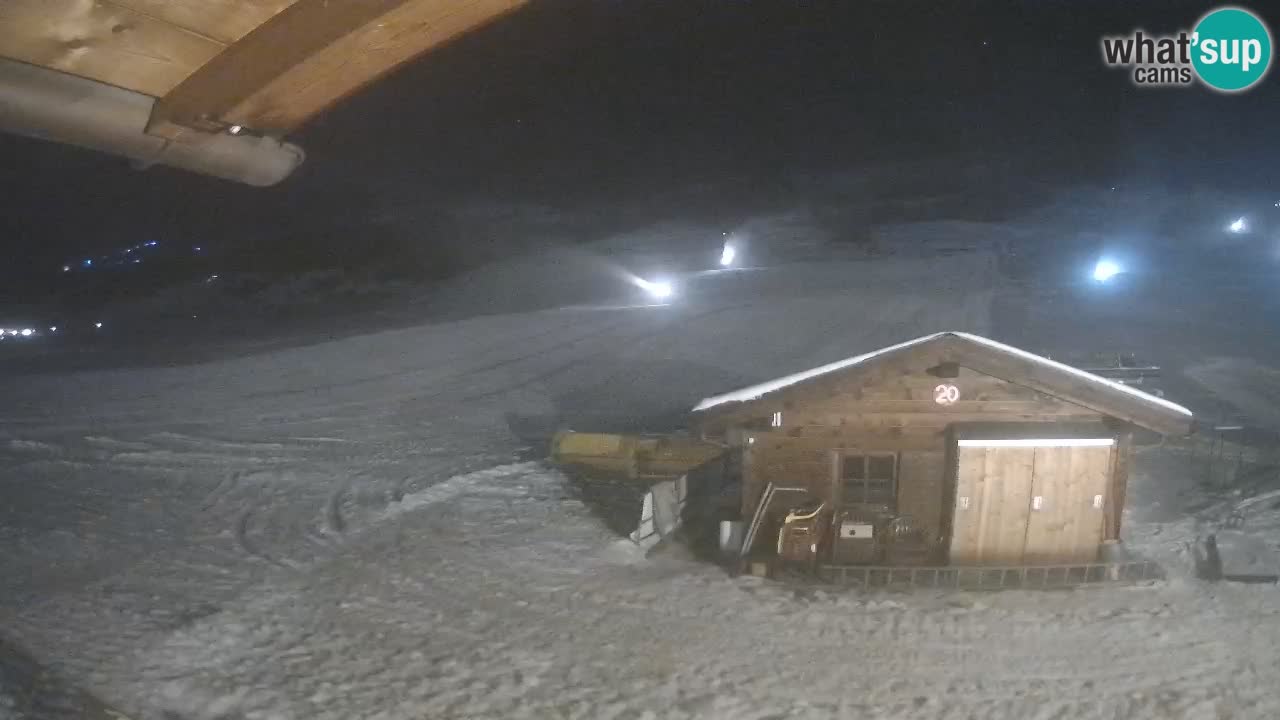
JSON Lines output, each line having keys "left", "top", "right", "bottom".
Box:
{"left": 839, "top": 453, "right": 897, "bottom": 509}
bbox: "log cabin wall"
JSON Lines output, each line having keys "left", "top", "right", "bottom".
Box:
{"left": 721, "top": 352, "right": 1110, "bottom": 538}
{"left": 745, "top": 434, "right": 948, "bottom": 543}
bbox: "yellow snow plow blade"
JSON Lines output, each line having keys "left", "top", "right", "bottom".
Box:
{"left": 551, "top": 431, "right": 723, "bottom": 480}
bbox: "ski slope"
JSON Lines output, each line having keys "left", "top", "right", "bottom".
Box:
{"left": 1, "top": 246, "right": 1278, "bottom": 720}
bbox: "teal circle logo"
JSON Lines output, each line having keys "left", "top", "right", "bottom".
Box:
{"left": 1192, "top": 7, "right": 1272, "bottom": 92}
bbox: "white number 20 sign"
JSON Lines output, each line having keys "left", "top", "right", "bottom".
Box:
{"left": 934, "top": 383, "right": 960, "bottom": 405}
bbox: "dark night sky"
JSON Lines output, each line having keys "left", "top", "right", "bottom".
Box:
{"left": 2, "top": 0, "right": 1276, "bottom": 295}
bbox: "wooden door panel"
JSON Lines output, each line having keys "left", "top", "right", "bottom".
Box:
{"left": 1024, "top": 446, "right": 1111, "bottom": 563}
{"left": 1068, "top": 446, "right": 1112, "bottom": 557}
{"left": 950, "top": 446, "right": 1033, "bottom": 565}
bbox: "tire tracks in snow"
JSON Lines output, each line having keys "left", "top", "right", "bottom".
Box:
{"left": 121, "top": 460, "right": 1280, "bottom": 720}
{"left": 459, "top": 303, "right": 739, "bottom": 401}
{"left": 215, "top": 311, "right": 629, "bottom": 430}
{"left": 241, "top": 310, "right": 622, "bottom": 401}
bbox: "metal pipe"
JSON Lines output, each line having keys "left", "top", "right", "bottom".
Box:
{"left": 0, "top": 59, "right": 304, "bottom": 187}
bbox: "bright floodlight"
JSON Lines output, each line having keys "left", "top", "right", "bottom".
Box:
{"left": 647, "top": 280, "right": 674, "bottom": 299}
{"left": 719, "top": 243, "right": 736, "bottom": 266}
{"left": 94, "top": 322, "right": 103, "bottom": 329}
{"left": 1093, "top": 259, "right": 1122, "bottom": 282}
{"left": 630, "top": 275, "right": 675, "bottom": 301}
{"left": 49, "top": 326, "right": 57, "bottom": 332}
{"left": 20, "top": 328, "right": 32, "bottom": 337}
{"left": 1229, "top": 217, "right": 1247, "bottom": 234}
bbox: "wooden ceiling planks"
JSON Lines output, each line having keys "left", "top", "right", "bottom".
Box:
{"left": 2, "top": 0, "right": 522, "bottom": 142}
{"left": 101, "top": 0, "right": 301, "bottom": 45}
{"left": 0, "top": 0, "right": 225, "bottom": 96}
{"left": 147, "top": 0, "right": 527, "bottom": 138}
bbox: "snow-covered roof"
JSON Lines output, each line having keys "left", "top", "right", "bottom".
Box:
{"left": 691, "top": 331, "right": 1193, "bottom": 421}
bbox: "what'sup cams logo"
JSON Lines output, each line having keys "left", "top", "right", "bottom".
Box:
{"left": 1102, "top": 6, "right": 1272, "bottom": 92}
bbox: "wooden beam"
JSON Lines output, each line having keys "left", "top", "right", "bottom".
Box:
{"left": 735, "top": 429, "right": 947, "bottom": 453}
{"left": 0, "top": 0, "right": 225, "bottom": 97}
{"left": 147, "top": 0, "right": 526, "bottom": 138}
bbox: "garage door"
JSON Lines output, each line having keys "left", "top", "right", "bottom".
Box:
{"left": 950, "top": 439, "right": 1113, "bottom": 566}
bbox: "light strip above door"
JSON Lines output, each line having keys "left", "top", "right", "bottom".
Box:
{"left": 957, "top": 438, "right": 1115, "bottom": 448}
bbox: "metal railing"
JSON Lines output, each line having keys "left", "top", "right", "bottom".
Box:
{"left": 818, "top": 560, "right": 1163, "bottom": 589}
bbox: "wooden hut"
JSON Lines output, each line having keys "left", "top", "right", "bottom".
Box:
{"left": 692, "top": 332, "right": 1193, "bottom": 571}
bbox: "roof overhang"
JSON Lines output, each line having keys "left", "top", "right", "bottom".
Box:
{"left": 0, "top": 0, "right": 526, "bottom": 183}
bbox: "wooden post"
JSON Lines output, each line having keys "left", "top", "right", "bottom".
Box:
{"left": 1105, "top": 432, "right": 1132, "bottom": 541}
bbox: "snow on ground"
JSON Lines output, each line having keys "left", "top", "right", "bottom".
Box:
{"left": 0, "top": 253, "right": 990, "bottom": 718}
{"left": 1184, "top": 358, "right": 1280, "bottom": 428}
{"left": 114, "top": 462, "right": 1280, "bottom": 720}
{"left": 0, "top": 239, "right": 1278, "bottom": 719}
